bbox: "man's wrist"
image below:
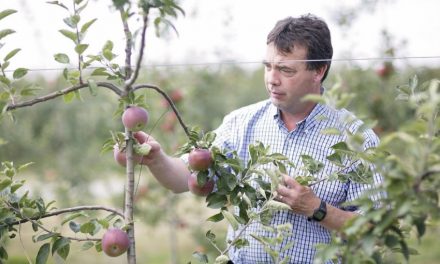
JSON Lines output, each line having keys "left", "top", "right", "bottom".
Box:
{"left": 307, "top": 199, "right": 327, "bottom": 222}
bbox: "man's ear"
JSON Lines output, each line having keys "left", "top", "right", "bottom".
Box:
{"left": 314, "top": 65, "right": 328, "bottom": 83}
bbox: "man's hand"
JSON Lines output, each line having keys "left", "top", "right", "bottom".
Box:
{"left": 275, "top": 174, "right": 320, "bottom": 217}
{"left": 133, "top": 131, "right": 162, "bottom": 166}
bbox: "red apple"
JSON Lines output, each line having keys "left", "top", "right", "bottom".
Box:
{"left": 122, "top": 106, "right": 149, "bottom": 132}
{"left": 102, "top": 228, "right": 130, "bottom": 257}
{"left": 187, "top": 172, "right": 214, "bottom": 196}
{"left": 170, "top": 89, "right": 183, "bottom": 103}
{"left": 113, "top": 144, "right": 143, "bottom": 167}
{"left": 376, "top": 63, "right": 393, "bottom": 79}
{"left": 188, "top": 148, "right": 213, "bottom": 171}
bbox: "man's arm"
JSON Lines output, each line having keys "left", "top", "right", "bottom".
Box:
{"left": 276, "top": 174, "right": 357, "bottom": 231}
{"left": 139, "top": 133, "right": 191, "bottom": 193}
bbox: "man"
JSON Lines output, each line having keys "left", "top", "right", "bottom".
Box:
{"left": 141, "top": 14, "right": 382, "bottom": 263}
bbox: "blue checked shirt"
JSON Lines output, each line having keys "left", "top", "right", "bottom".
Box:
{"left": 212, "top": 99, "right": 382, "bottom": 264}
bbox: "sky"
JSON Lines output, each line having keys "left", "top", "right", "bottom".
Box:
{"left": 2, "top": 0, "right": 440, "bottom": 75}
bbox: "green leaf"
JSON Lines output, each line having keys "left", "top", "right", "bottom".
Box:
{"left": 59, "top": 29, "right": 77, "bottom": 43}
{"left": 75, "top": 44, "right": 89, "bottom": 55}
{"left": 63, "top": 92, "right": 75, "bottom": 103}
{"left": 192, "top": 251, "right": 209, "bottom": 264}
{"left": 0, "top": 9, "right": 17, "bottom": 21}
{"left": 0, "top": 246, "right": 9, "bottom": 260}
{"left": 214, "top": 254, "right": 230, "bottom": 264}
{"left": 87, "top": 79, "right": 97, "bottom": 96}
{"left": 95, "top": 240, "right": 102, "bottom": 252}
{"left": 36, "top": 243, "right": 50, "bottom": 264}
{"left": 4, "top": 48, "right": 21, "bottom": 61}
{"left": 103, "top": 49, "right": 114, "bottom": 61}
{"left": 0, "top": 178, "right": 12, "bottom": 192}
{"left": 103, "top": 40, "right": 113, "bottom": 51}
{"left": 265, "top": 200, "right": 291, "bottom": 211}
{"left": 90, "top": 67, "right": 109, "bottom": 76}
{"left": 0, "top": 76, "right": 10, "bottom": 86}
{"left": 196, "top": 170, "right": 209, "bottom": 186}
{"left": 12, "top": 68, "right": 28, "bottom": 79}
{"left": 46, "top": 1, "right": 69, "bottom": 10}
{"left": 36, "top": 233, "right": 57, "bottom": 242}
{"left": 54, "top": 53, "right": 70, "bottom": 64}
{"left": 205, "top": 230, "right": 217, "bottom": 245}
{"left": 206, "top": 193, "right": 228, "bottom": 209}
{"left": 301, "top": 155, "right": 324, "bottom": 175}
{"left": 232, "top": 238, "right": 249, "bottom": 249}
{"left": 80, "top": 220, "right": 101, "bottom": 235}
{"left": 69, "top": 221, "right": 81, "bottom": 233}
{"left": 51, "top": 237, "right": 70, "bottom": 260}
{"left": 222, "top": 210, "right": 239, "bottom": 231}
{"left": 81, "top": 18, "right": 97, "bottom": 33}
{"left": 206, "top": 212, "right": 224, "bottom": 222}
{"left": 62, "top": 212, "right": 87, "bottom": 225}
{"left": 1, "top": 61, "right": 9, "bottom": 71}
{"left": 81, "top": 241, "right": 94, "bottom": 251}
{"left": 63, "top": 15, "right": 80, "bottom": 28}
{"left": 0, "top": 29, "right": 15, "bottom": 40}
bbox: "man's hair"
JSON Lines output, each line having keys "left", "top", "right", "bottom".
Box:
{"left": 267, "top": 14, "right": 333, "bottom": 82}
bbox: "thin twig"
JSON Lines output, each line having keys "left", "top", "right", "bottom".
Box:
{"left": 133, "top": 84, "right": 190, "bottom": 137}
{"left": 3, "top": 205, "right": 123, "bottom": 227}
{"left": 124, "top": 11, "right": 149, "bottom": 90}
{"left": 5, "top": 82, "right": 122, "bottom": 111}
{"left": 73, "top": 1, "right": 84, "bottom": 84}
{"left": 5, "top": 202, "right": 103, "bottom": 242}
{"left": 120, "top": 8, "right": 132, "bottom": 80}
{"left": 308, "top": 159, "right": 359, "bottom": 187}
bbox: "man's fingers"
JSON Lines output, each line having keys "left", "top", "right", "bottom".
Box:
{"left": 281, "top": 174, "right": 301, "bottom": 190}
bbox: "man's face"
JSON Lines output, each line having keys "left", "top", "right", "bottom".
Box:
{"left": 263, "top": 43, "right": 323, "bottom": 116}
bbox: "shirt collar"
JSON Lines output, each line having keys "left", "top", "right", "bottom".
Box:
{"left": 270, "top": 101, "right": 328, "bottom": 132}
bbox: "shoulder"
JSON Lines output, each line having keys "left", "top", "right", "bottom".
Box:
{"left": 223, "top": 99, "right": 272, "bottom": 123}
{"left": 320, "top": 105, "right": 380, "bottom": 146}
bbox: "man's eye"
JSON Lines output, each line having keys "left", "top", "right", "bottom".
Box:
{"left": 280, "top": 68, "right": 293, "bottom": 73}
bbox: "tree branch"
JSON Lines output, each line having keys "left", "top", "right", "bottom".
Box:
{"left": 133, "top": 83, "right": 190, "bottom": 137}
{"left": 124, "top": 11, "right": 149, "bottom": 90}
{"left": 3, "top": 205, "right": 124, "bottom": 227}
{"left": 120, "top": 8, "right": 132, "bottom": 80}
{"left": 5, "top": 82, "right": 122, "bottom": 111}
{"left": 5, "top": 203, "right": 104, "bottom": 242}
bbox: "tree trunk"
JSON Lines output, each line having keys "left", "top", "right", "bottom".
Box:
{"left": 125, "top": 131, "right": 136, "bottom": 264}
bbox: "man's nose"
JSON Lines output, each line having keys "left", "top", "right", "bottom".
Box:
{"left": 266, "top": 69, "right": 281, "bottom": 86}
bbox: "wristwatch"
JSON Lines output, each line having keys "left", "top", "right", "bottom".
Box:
{"left": 307, "top": 199, "right": 327, "bottom": 222}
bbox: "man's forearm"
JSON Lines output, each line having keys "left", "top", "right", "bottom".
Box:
{"left": 320, "top": 204, "right": 357, "bottom": 231}
{"left": 145, "top": 151, "right": 191, "bottom": 193}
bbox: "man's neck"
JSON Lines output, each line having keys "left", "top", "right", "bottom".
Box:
{"left": 279, "top": 103, "right": 317, "bottom": 131}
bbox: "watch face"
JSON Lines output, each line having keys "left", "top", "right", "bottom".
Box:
{"left": 314, "top": 210, "right": 326, "bottom": 220}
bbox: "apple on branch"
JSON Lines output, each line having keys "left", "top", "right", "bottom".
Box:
{"left": 188, "top": 148, "right": 213, "bottom": 171}
{"left": 102, "top": 228, "right": 130, "bottom": 257}
{"left": 187, "top": 172, "right": 214, "bottom": 196}
{"left": 122, "top": 106, "right": 149, "bottom": 132}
